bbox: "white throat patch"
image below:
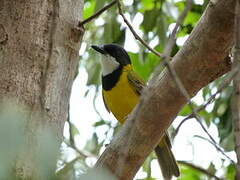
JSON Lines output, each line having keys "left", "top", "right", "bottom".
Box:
{"left": 100, "top": 55, "right": 120, "bottom": 76}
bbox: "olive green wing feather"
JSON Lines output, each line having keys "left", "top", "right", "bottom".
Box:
{"left": 127, "top": 70, "right": 145, "bottom": 95}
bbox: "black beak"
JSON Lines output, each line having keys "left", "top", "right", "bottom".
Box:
{"left": 91, "top": 45, "right": 106, "bottom": 54}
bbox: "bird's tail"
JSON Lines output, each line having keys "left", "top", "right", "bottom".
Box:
{"left": 154, "top": 134, "right": 180, "bottom": 180}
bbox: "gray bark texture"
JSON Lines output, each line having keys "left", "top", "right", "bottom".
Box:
{"left": 0, "top": 0, "right": 84, "bottom": 178}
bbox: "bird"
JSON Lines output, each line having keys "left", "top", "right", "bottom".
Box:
{"left": 91, "top": 43, "right": 180, "bottom": 180}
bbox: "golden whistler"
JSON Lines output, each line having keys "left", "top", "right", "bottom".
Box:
{"left": 92, "top": 44, "right": 180, "bottom": 179}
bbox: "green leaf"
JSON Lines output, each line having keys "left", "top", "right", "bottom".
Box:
{"left": 83, "top": 0, "right": 96, "bottom": 20}
{"left": 202, "top": 86, "right": 211, "bottom": 101}
{"left": 177, "top": 24, "right": 194, "bottom": 37}
{"left": 179, "top": 105, "right": 192, "bottom": 116}
{"left": 225, "top": 164, "right": 236, "bottom": 180}
{"left": 130, "top": 52, "right": 159, "bottom": 81}
{"left": 94, "top": 0, "right": 106, "bottom": 12}
{"left": 93, "top": 120, "right": 106, "bottom": 127}
{"left": 184, "top": 12, "right": 201, "bottom": 26}
{"left": 199, "top": 109, "right": 212, "bottom": 127}
{"left": 84, "top": 133, "right": 99, "bottom": 154}
{"left": 156, "top": 12, "right": 168, "bottom": 47}
{"left": 175, "top": 1, "right": 185, "bottom": 12}
{"left": 191, "top": 4, "right": 204, "bottom": 14}
{"left": 219, "top": 131, "right": 235, "bottom": 152}
{"left": 142, "top": 9, "right": 159, "bottom": 32}
{"left": 140, "top": 0, "right": 155, "bottom": 11}
{"left": 179, "top": 104, "right": 199, "bottom": 117}
{"left": 112, "top": 124, "right": 121, "bottom": 137}
{"left": 178, "top": 163, "right": 204, "bottom": 180}
{"left": 209, "top": 86, "right": 234, "bottom": 151}
{"left": 207, "top": 163, "right": 216, "bottom": 176}
{"left": 216, "top": 100, "right": 233, "bottom": 144}
{"left": 142, "top": 155, "right": 153, "bottom": 177}
{"left": 103, "top": 14, "right": 122, "bottom": 44}
{"left": 86, "top": 60, "right": 101, "bottom": 86}
{"left": 70, "top": 123, "right": 80, "bottom": 136}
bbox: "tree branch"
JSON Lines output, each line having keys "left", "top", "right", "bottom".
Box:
{"left": 56, "top": 156, "right": 83, "bottom": 177}
{"left": 117, "top": 1, "right": 166, "bottom": 59}
{"left": 95, "top": 0, "right": 234, "bottom": 179}
{"left": 150, "top": 0, "right": 193, "bottom": 82}
{"left": 193, "top": 135, "right": 234, "bottom": 164}
{"left": 178, "top": 161, "right": 226, "bottom": 180}
{"left": 163, "top": 0, "right": 193, "bottom": 55}
{"left": 79, "top": 0, "right": 117, "bottom": 27}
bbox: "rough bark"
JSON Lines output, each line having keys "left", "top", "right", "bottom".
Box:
{"left": 95, "top": 0, "right": 235, "bottom": 179}
{"left": 0, "top": 0, "right": 83, "bottom": 178}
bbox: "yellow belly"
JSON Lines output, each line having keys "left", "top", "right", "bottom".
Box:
{"left": 102, "top": 70, "right": 139, "bottom": 124}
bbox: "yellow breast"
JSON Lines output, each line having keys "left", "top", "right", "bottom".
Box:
{"left": 102, "top": 66, "right": 139, "bottom": 124}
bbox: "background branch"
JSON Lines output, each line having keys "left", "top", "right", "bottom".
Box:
{"left": 178, "top": 161, "right": 226, "bottom": 180}
{"left": 56, "top": 156, "right": 83, "bottom": 178}
{"left": 79, "top": 0, "right": 117, "bottom": 27}
{"left": 117, "top": 1, "right": 166, "bottom": 59}
{"left": 164, "top": 0, "right": 193, "bottom": 54}
{"left": 193, "top": 135, "right": 234, "bottom": 164}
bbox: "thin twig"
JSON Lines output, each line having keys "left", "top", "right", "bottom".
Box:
{"left": 64, "top": 140, "right": 97, "bottom": 159}
{"left": 194, "top": 135, "right": 219, "bottom": 149}
{"left": 196, "top": 113, "right": 234, "bottom": 163}
{"left": 150, "top": 0, "right": 193, "bottom": 82}
{"left": 79, "top": 0, "right": 117, "bottom": 27}
{"left": 164, "top": 0, "right": 193, "bottom": 54}
{"left": 174, "top": 65, "right": 238, "bottom": 137}
{"left": 67, "top": 106, "right": 75, "bottom": 146}
{"left": 56, "top": 156, "right": 83, "bottom": 177}
{"left": 117, "top": 1, "right": 166, "bottom": 59}
{"left": 178, "top": 160, "right": 226, "bottom": 180}
{"left": 65, "top": 139, "right": 87, "bottom": 159}
{"left": 193, "top": 135, "right": 234, "bottom": 165}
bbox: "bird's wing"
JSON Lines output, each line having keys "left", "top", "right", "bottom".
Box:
{"left": 128, "top": 70, "right": 172, "bottom": 146}
{"left": 127, "top": 70, "right": 145, "bottom": 95}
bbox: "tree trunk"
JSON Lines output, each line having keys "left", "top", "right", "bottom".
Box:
{"left": 0, "top": 0, "right": 83, "bottom": 178}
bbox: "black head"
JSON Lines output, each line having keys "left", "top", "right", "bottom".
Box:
{"left": 91, "top": 44, "right": 131, "bottom": 66}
